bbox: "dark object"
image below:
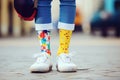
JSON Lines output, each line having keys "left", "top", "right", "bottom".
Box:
{"left": 90, "top": 0, "right": 120, "bottom": 37}
{"left": 14, "top": 0, "right": 37, "bottom": 21}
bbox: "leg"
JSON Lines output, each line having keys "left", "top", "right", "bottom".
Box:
{"left": 57, "top": 0, "right": 77, "bottom": 72}
{"left": 30, "top": 0, "right": 53, "bottom": 73}
{"left": 35, "top": 0, "right": 53, "bottom": 55}
{"left": 57, "top": 0, "right": 76, "bottom": 55}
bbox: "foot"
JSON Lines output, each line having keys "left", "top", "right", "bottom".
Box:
{"left": 30, "top": 52, "right": 52, "bottom": 73}
{"left": 56, "top": 53, "right": 77, "bottom": 72}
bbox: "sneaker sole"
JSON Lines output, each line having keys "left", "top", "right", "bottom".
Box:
{"left": 56, "top": 65, "right": 77, "bottom": 73}
{"left": 30, "top": 66, "right": 52, "bottom": 73}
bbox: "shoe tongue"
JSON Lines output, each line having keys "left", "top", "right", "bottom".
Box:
{"left": 36, "top": 53, "right": 47, "bottom": 63}
{"left": 65, "top": 56, "right": 71, "bottom": 63}
{"left": 61, "top": 54, "right": 71, "bottom": 63}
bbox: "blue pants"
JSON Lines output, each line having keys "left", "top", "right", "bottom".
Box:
{"left": 35, "top": 0, "right": 76, "bottom": 30}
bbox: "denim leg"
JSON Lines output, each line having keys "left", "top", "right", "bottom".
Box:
{"left": 35, "top": 0, "right": 53, "bottom": 30}
{"left": 58, "top": 0, "right": 76, "bottom": 30}
{"left": 59, "top": 0, "right": 76, "bottom": 24}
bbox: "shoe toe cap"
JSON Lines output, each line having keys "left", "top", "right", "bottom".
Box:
{"left": 30, "top": 63, "right": 51, "bottom": 72}
{"left": 58, "top": 63, "right": 77, "bottom": 72}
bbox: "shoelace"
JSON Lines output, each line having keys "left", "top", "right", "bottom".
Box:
{"left": 34, "top": 53, "right": 48, "bottom": 63}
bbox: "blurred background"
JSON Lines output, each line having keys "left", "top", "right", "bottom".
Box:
{"left": 0, "top": 0, "right": 120, "bottom": 37}
{"left": 0, "top": 1, "right": 120, "bottom": 79}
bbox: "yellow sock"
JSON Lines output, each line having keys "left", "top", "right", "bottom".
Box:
{"left": 57, "top": 29, "right": 72, "bottom": 56}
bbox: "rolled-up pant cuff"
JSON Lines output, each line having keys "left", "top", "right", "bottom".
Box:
{"left": 35, "top": 23, "right": 53, "bottom": 30}
{"left": 58, "top": 22, "right": 75, "bottom": 30}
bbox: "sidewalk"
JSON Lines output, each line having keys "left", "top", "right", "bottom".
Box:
{"left": 0, "top": 33, "right": 120, "bottom": 80}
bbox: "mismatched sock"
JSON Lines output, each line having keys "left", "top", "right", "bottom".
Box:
{"left": 37, "top": 30, "right": 51, "bottom": 55}
{"left": 57, "top": 29, "right": 72, "bottom": 56}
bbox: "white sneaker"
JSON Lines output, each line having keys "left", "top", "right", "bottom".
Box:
{"left": 56, "top": 53, "right": 77, "bottom": 72}
{"left": 30, "top": 52, "right": 52, "bottom": 73}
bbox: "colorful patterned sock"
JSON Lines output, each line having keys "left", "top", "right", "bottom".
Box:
{"left": 37, "top": 30, "right": 51, "bottom": 55}
{"left": 57, "top": 29, "right": 72, "bottom": 56}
